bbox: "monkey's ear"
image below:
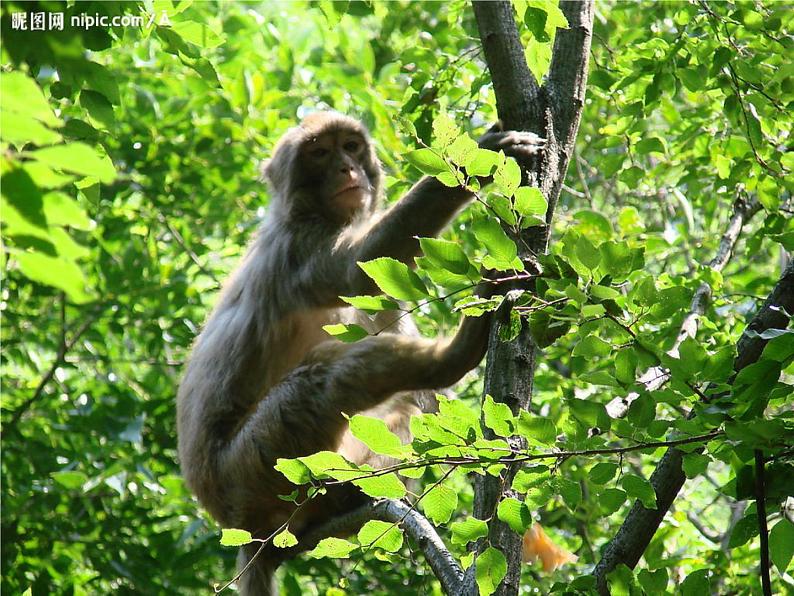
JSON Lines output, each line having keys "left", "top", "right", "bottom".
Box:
{"left": 258, "top": 159, "right": 271, "bottom": 183}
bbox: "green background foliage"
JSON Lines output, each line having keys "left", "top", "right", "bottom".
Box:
{"left": 2, "top": 1, "right": 792, "bottom": 594}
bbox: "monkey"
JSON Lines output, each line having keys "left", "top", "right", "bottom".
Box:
{"left": 176, "top": 112, "right": 545, "bottom": 594}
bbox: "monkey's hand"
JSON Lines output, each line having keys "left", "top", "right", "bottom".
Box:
{"left": 477, "top": 124, "right": 545, "bottom": 161}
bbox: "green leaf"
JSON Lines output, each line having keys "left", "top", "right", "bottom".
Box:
{"left": 447, "top": 134, "right": 479, "bottom": 168}
{"left": 432, "top": 113, "right": 459, "bottom": 148}
{"left": 514, "top": 186, "right": 548, "bottom": 217}
{"left": 353, "top": 473, "right": 407, "bottom": 499}
{"left": 466, "top": 148, "right": 502, "bottom": 177}
{"left": 627, "top": 394, "right": 655, "bottom": 429}
{"left": 621, "top": 474, "right": 657, "bottom": 509}
{"left": 487, "top": 194, "right": 517, "bottom": 226}
{"left": 581, "top": 303, "right": 606, "bottom": 318}
{"left": 82, "top": 61, "right": 121, "bottom": 104}
{"left": 220, "top": 528, "right": 253, "bottom": 546}
{"left": 614, "top": 349, "right": 637, "bottom": 385}
{"left": 23, "top": 162, "right": 75, "bottom": 189}
{"left": 322, "top": 323, "right": 369, "bottom": 343}
{"left": 681, "top": 569, "right": 710, "bottom": 596}
{"left": 515, "top": 411, "right": 557, "bottom": 446}
{"left": 80, "top": 90, "right": 115, "bottom": 129}
{"left": 600, "top": 488, "right": 626, "bottom": 515}
{"left": 525, "top": 36, "right": 553, "bottom": 81}
{"left": 422, "top": 483, "right": 458, "bottom": 524}
{"left": 51, "top": 470, "right": 87, "bottom": 489}
{"left": 497, "top": 497, "right": 533, "bottom": 533}
{"left": 676, "top": 337, "right": 709, "bottom": 379}
{"left": 568, "top": 398, "right": 609, "bottom": 429}
{"left": 557, "top": 477, "right": 583, "bottom": 510}
{"left": 524, "top": 6, "right": 550, "bottom": 42}
{"left": 16, "top": 252, "right": 90, "bottom": 303}
{"left": 498, "top": 309, "right": 522, "bottom": 342}
{"left": 476, "top": 547, "right": 507, "bottom": 596}
{"left": 0, "top": 110, "right": 61, "bottom": 147}
{"left": 30, "top": 143, "right": 116, "bottom": 183}
{"left": 617, "top": 206, "right": 645, "bottom": 237}
{"left": 299, "top": 451, "right": 356, "bottom": 481}
{"left": 494, "top": 157, "right": 522, "bottom": 197}
{"left": 605, "top": 563, "right": 636, "bottom": 595}
{"left": 638, "top": 568, "right": 668, "bottom": 594}
{"left": 575, "top": 235, "right": 601, "bottom": 270}
{"left": 682, "top": 453, "right": 710, "bottom": 479}
{"left": 349, "top": 415, "right": 408, "bottom": 459}
{"left": 357, "top": 520, "right": 403, "bottom": 552}
{"left": 589, "top": 463, "right": 618, "bottom": 485}
{"left": 728, "top": 514, "right": 758, "bottom": 548}
{"left": 483, "top": 395, "right": 514, "bottom": 437}
{"left": 318, "top": 0, "right": 343, "bottom": 26}
{"left": 599, "top": 240, "right": 643, "bottom": 280}
{"left": 590, "top": 284, "right": 620, "bottom": 300}
{"left": 358, "top": 257, "right": 428, "bottom": 301}
{"left": 531, "top": 0, "right": 568, "bottom": 30}
{"left": 635, "top": 136, "right": 666, "bottom": 155}
{"left": 513, "top": 466, "right": 551, "bottom": 494}
{"left": 170, "top": 20, "right": 225, "bottom": 48}
{"left": 405, "top": 148, "right": 449, "bottom": 175}
{"left": 450, "top": 517, "right": 489, "bottom": 545}
{"left": 1, "top": 71, "right": 59, "bottom": 126}
{"left": 339, "top": 295, "right": 399, "bottom": 314}
{"left": 769, "top": 519, "right": 794, "bottom": 572}
{"left": 274, "top": 458, "right": 311, "bottom": 485}
{"left": 418, "top": 237, "right": 472, "bottom": 275}
{"left": 574, "top": 210, "right": 613, "bottom": 242}
{"left": 273, "top": 528, "right": 298, "bottom": 548}
{"left": 472, "top": 216, "right": 519, "bottom": 271}
{"left": 2, "top": 168, "right": 46, "bottom": 230}
{"left": 572, "top": 335, "right": 612, "bottom": 358}
{"left": 43, "top": 192, "right": 93, "bottom": 230}
{"left": 307, "top": 537, "right": 358, "bottom": 559}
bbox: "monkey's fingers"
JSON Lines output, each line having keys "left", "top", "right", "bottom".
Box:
{"left": 478, "top": 130, "right": 546, "bottom": 155}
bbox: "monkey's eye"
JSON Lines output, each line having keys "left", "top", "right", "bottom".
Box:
{"left": 343, "top": 140, "right": 361, "bottom": 153}
{"left": 310, "top": 147, "right": 330, "bottom": 159}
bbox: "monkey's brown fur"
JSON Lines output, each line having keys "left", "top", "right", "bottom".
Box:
{"left": 177, "top": 113, "right": 543, "bottom": 593}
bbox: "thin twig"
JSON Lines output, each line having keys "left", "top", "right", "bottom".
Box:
{"left": 7, "top": 304, "right": 102, "bottom": 429}
{"left": 754, "top": 450, "right": 772, "bottom": 596}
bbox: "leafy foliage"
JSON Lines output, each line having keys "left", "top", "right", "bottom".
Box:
{"left": 2, "top": 1, "right": 791, "bottom": 595}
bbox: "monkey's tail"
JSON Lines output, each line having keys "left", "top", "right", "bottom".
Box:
{"left": 237, "top": 543, "right": 277, "bottom": 596}
{"left": 522, "top": 523, "right": 578, "bottom": 573}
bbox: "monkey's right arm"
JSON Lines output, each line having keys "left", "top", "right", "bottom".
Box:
{"left": 342, "top": 130, "right": 543, "bottom": 296}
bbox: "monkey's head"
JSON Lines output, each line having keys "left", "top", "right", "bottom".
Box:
{"left": 262, "top": 112, "right": 382, "bottom": 225}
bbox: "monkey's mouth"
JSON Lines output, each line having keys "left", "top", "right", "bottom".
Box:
{"left": 333, "top": 184, "right": 363, "bottom": 198}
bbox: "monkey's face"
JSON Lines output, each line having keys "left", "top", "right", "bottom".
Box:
{"left": 299, "top": 131, "right": 373, "bottom": 221}
{"left": 263, "top": 113, "right": 382, "bottom": 223}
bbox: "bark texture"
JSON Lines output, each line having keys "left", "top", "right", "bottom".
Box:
{"left": 464, "top": 2, "right": 594, "bottom": 594}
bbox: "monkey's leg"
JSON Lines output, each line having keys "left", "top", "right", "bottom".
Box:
{"left": 223, "top": 314, "right": 490, "bottom": 469}
{"left": 222, "top": 314, "right": 489, "bottom": 595}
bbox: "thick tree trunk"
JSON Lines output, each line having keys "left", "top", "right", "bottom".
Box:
{"left": 463, "top": 2, "right": 593, "bottom": 594}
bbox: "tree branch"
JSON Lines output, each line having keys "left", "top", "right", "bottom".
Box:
{"left": 6, "top": 301, "right": 101, "bottom": 429}
{"left": 606, "top": 196, "right": 762, "bottom": 418}
{"left": 593, "top": 260, "right": 794, "bottom": 594}
{"left": 754, "top": 450, "right": 772, "bottom": 596}
{"left": 273, "top": 499, "right": 463, "bottom": 595}
{"left": 472, "top": 1, "right": 543, "bottom": 133}
{"left": 465, "top": 3, "right": 593, "bottom": 595}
